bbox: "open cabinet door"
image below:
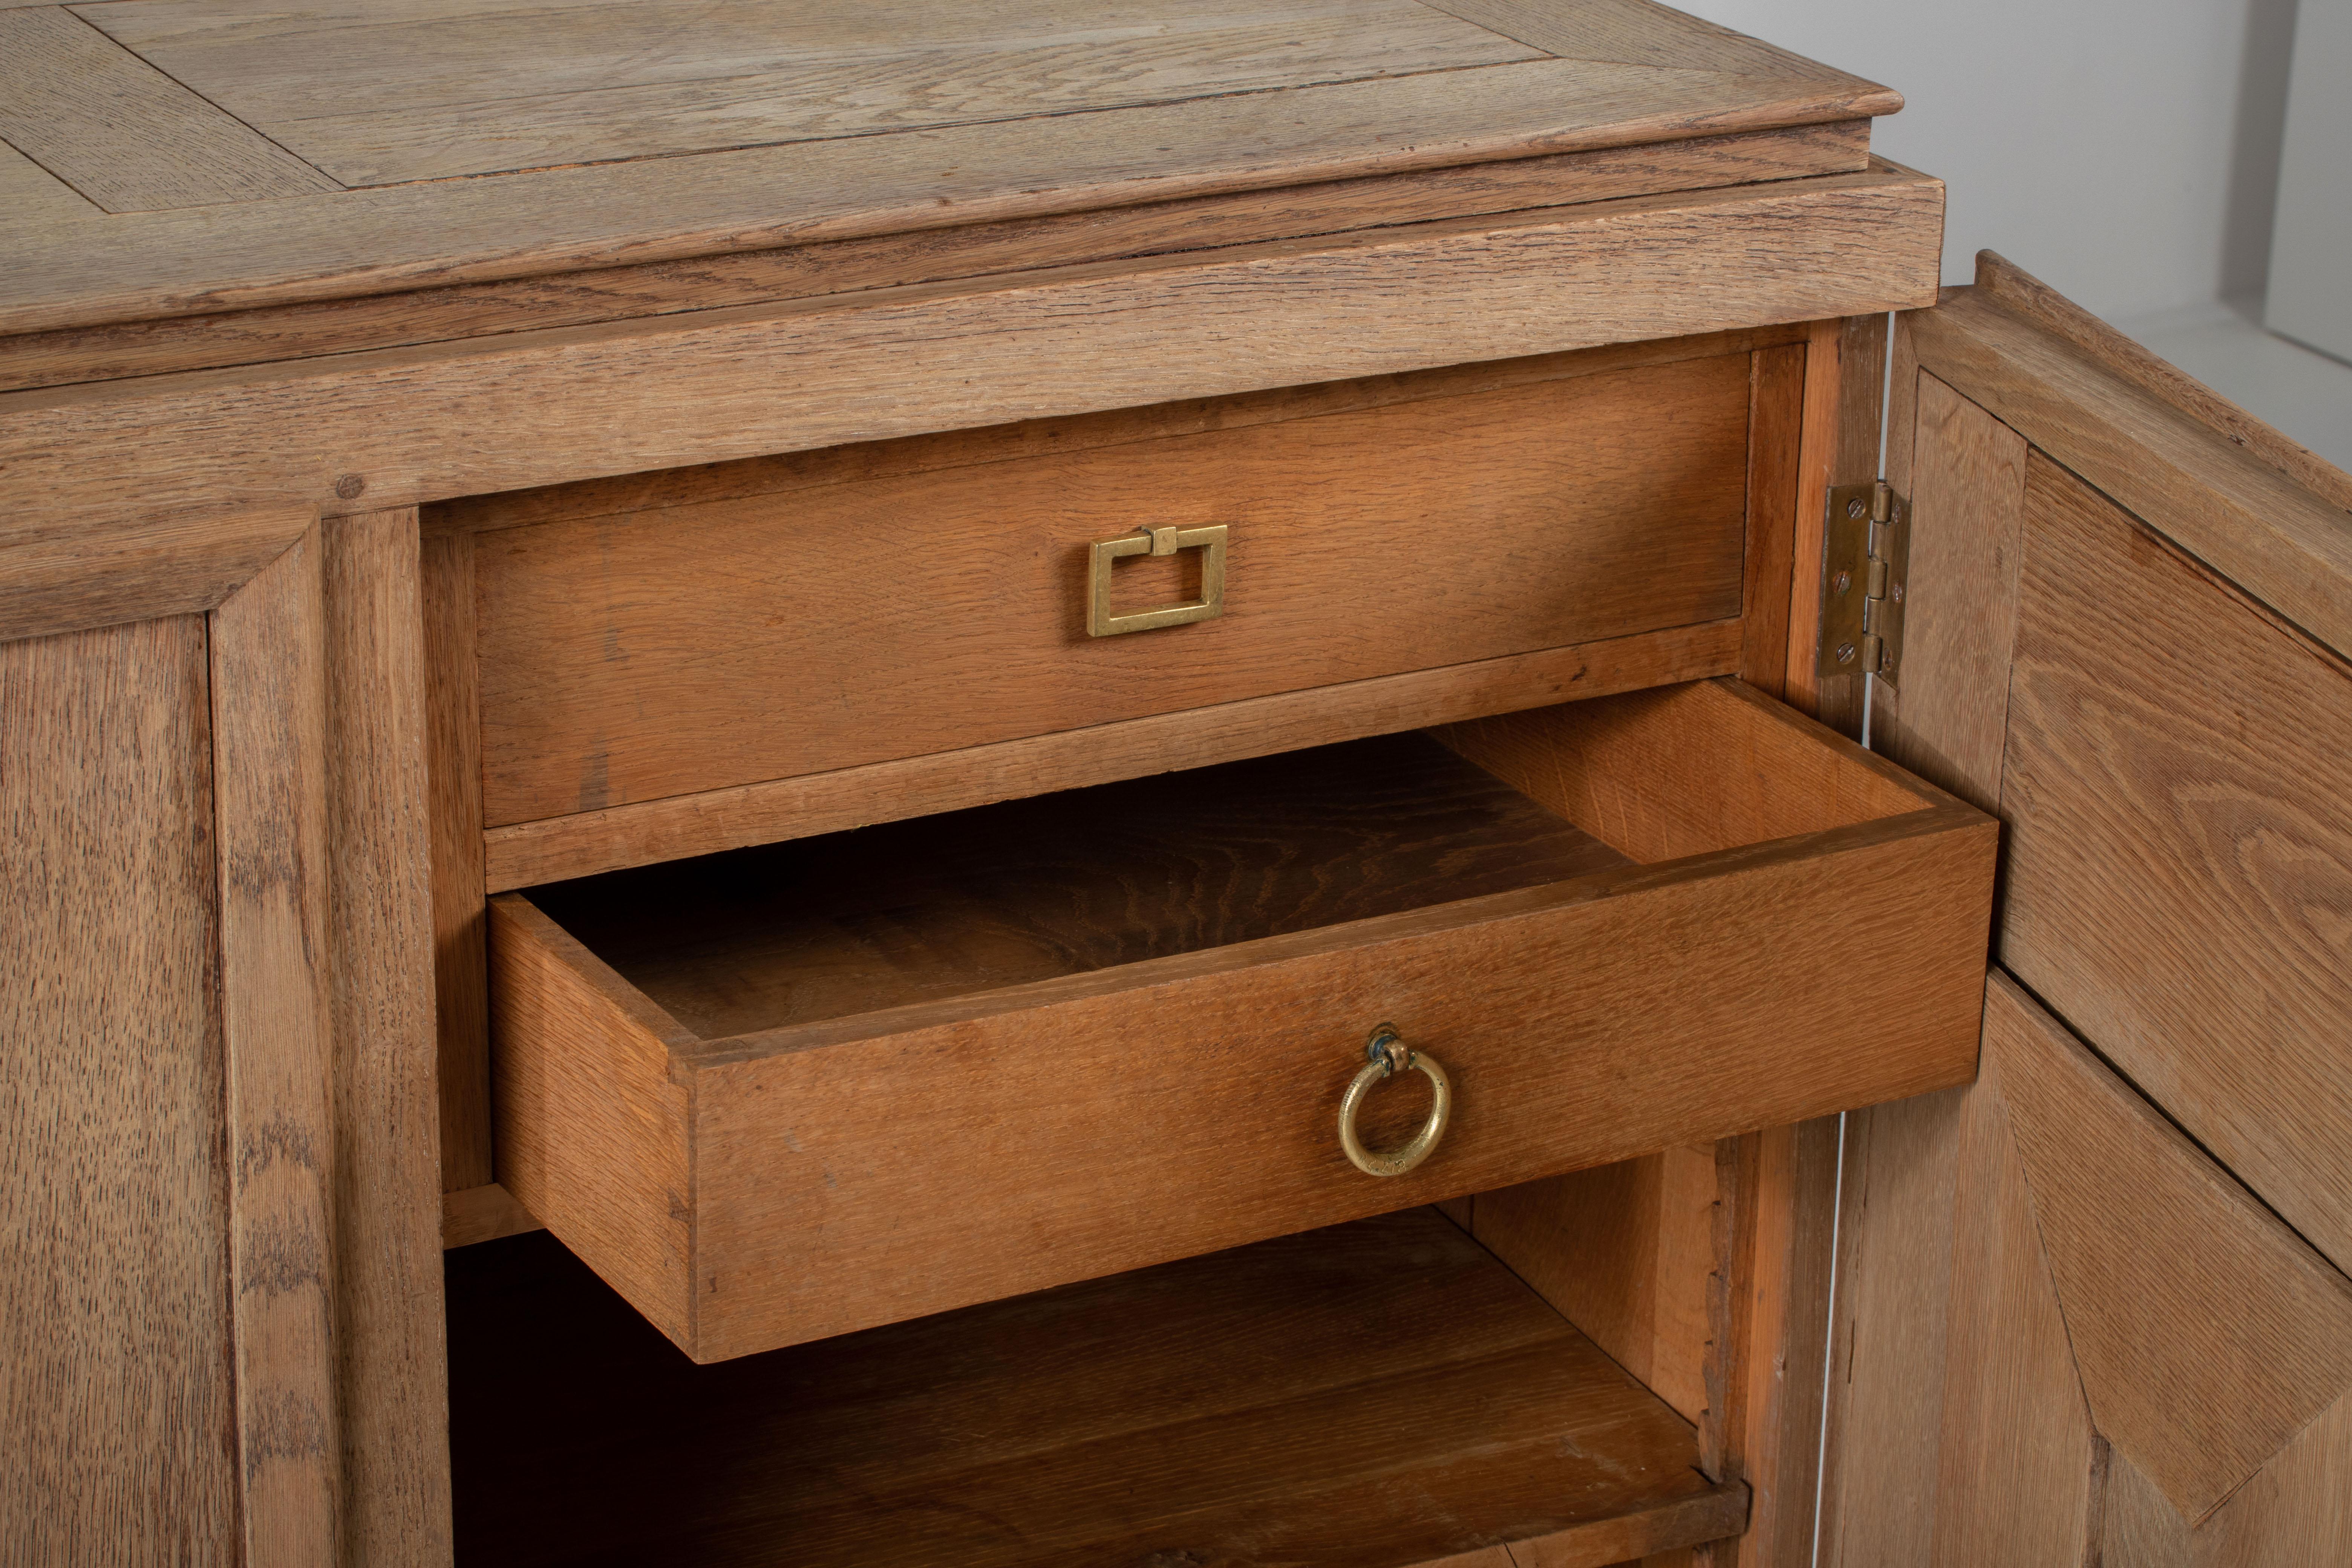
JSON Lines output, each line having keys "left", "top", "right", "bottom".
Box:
{"left": 1815, "top": 255, "right": 2352, "bottom": 1565}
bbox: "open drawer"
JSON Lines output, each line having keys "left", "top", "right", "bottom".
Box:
{"left": 490, "top": 678, "right": 1995, "bottom": 1362}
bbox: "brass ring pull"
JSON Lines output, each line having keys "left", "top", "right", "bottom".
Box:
{"left": 1338, "top": 1024, "right": 1451, "bottom": 1178}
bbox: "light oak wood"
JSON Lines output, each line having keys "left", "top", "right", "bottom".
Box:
{"left": 482, "top": 620, "right": 1740, "bottom": 892}
{"left": 1906, "top": 286, "right": 2352, "bottom": 665}
{"left": 1807, "top": 308, "right": 1890, "bottom": 737}
{"left": 1777, "top": 317, "right": 1848, "bottom": 713}
{"left": 1867, "top": 372, "right": 2027, "bottom": 813}
{"left": 1975, "top": 250, "right": 2352, "bottom": 515}
{"left": 494, "top": 683, "right": 1992, "bottom": 1361}
{"left": 2001, "top": 456, "right": 2352, "bottom": 1278}
{"left": 0, "top": 504, "right": 315, "bottom": 648}
{"left": 1737, "top": 341, "right": 1805, "bottom": 695}
{"left": 1471, "top": 1146, "right": 1717, "bottom": 1425}
{"left": 440, "top": 1183, "right": 543, "bottom": 1250}
{"left": 2098, "top": 1448, "right": 2193, "bottom": 1568}
{"left": 1984, "top": 969, "right": 2352, "bottom": 1523}
{"left": 0, "top": 7, "right": 335, "bottom": 213}
{"left": 1432, "top": 675, "right": 1932, "bottom": 863}
{"left": 420, "top": 531, "right": 491, "bottom": 1193}
{"left": 320, "top": 508, "right": 453, "bottom": 1562}
{"left": 0, "top": 162, "right": 1944, "bottom": 645}
{"left": 432, "top": 324, "right": 1807, "bottom": 537}
{"left": 0, "top": 135, "right": 98, "bottom": 220}
{"left": 0, "top": 29, "right": 1896, "bottom": 337}
{"left": 0, "top": 614, "right": 239, "bottom": 1564}
{"left": 1426, "top": 0, "right": 1863, "bottom": 81}
{"left": 2198, "top": 1390, "right": 2352, "bottom": 1566}
{"left": 490, "top": 899, "right": 697, "bottom": 1348}
{"left": 210, "top": 534, "right": 342, "bottom": 1566}
{"left": 86, "top": 0, "right": 1542, "bottom": 186}
{"left": 475, "top": 351, "right": 1752, "bottom": 825}
{"left": 0, "top": 125, "right": 1866, "bottom": 394}
{"left": 446, "top": 1207, "right": 1747, "bottom": 1566}
{"left": 1928, "top": 1033, "right": 2097, "bottom": 1566}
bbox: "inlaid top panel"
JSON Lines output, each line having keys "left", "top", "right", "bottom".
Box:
{"left": 0, "top": 0, "right": 1897, "bottom": 336}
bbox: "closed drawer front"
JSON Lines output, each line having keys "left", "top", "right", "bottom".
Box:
{"left": 491, "top": 678, "right": 1995, "bottom": 1363}
{"left": 471, "top": 348, "right": 1758, "bottom": 828}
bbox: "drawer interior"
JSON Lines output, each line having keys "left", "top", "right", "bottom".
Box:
{"left": 516, "top": 678, "right": 1932, "bottom": 1046}
{"left": 448, "top": 1206, "right": 1747, "bottom": 1566}
{"left": 525, "top": 731, "right": 1632, "bottom": 1040}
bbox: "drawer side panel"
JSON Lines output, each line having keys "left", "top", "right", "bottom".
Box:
{"left": 488, "top": 896, "right": 697, "bottom": 1349}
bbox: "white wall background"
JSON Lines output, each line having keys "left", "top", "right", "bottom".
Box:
{"left": 1674, "top": 0, "right": 2300, "bottom": 320}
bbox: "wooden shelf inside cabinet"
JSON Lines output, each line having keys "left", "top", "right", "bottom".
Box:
{"left": 447, "top": 1207, "right": 1747, "bottom": 1566}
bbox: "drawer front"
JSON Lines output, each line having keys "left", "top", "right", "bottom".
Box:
{"left": 473, "top": 352, "right": 1753, "bottom": 827}
{"left": 491, "top": 681, "right": 1996, "bottom": 1363}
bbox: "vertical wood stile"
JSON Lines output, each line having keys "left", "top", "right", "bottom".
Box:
{"left": 211, "top": 531, "right": 343, "bottom": 1565}
{"left": 421, "top": 528, "right": 491, "bottom": 1194}
{"left": 323, "top": 508, "right": 454, "bottom": 1563}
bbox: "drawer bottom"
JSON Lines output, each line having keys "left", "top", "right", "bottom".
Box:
{"left": 448, "top": 1208, "right": 1747, "bottom": 1566}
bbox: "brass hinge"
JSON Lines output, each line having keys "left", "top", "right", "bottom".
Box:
{"left": 1817, "top": 480, "right": 1911, "bottom": 686}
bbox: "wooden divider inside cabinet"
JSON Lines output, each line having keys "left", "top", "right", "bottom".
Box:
{"left": 489, "top": 678, "right": 1992, "bottom": 1363}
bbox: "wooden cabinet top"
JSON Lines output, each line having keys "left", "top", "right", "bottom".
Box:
{"left": 0, "top": 0, "right": 1895, "bottom": 337}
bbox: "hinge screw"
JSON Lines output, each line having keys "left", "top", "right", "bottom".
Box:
{"left": 1832, "top": 570, "right": 1852, "bottom": 595}
{"left": 1891, "top": 582, "right": 1905, "bottom": 603}
{"left": 1846, "top": 497, "right": 1868, "bottom": 518}
{"left": 1834, "top": 642, "right": 1857, "bottom": 665}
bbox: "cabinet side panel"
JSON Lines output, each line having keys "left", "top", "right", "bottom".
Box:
{"left": 0, "top": 616, "right": 241, "bottom": 1563}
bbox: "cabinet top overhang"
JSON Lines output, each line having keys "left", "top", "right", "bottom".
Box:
{"left": 0, "top": 0, "right": 1897, "bottom": 337}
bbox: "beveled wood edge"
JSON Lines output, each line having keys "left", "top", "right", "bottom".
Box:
{"left": 1974, "top": 250, "right": 2352, "bottom": 514}
{"left": 9, "top": 125, "right": 1870, "bottom": 398}
{"left": 431, "top": 322, "right": 1816, "bottom": 540}
{"left": 442, "top": 1182, "right": 543, "bottom": 1249}
{"left": 481, "top": 622, "right": 1742, "bottom": 891}
{"left": 1904, "top": 287, "right": 2352, "bottom": 666}
{"left": 1, "top": 160, "right": 1946, "bottom": 646}
{"left": 0, "top": 62, "right": 1900, "bottom": 338}
{"left": 668, "top": 796, "right": 1989, "bottom": 1075}
{"left": 1482, "top": 1479, "right": 1752, "bottom": 1567}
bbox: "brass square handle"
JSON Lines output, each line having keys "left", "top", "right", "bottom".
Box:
{"left": 1087, "top": 524, "right": 1227, "bottom": 637}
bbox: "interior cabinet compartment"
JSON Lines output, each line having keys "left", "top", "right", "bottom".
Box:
{"left": 447, "top": 1207, "right": 1748, "bottom": 1568}
{"left": 491, "top": 677, "right": 1995, "bottom": 1362}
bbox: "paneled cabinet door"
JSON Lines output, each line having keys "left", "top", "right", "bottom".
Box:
{"left": 1819, "top": 255, "right": 2352, "bottom": 1566}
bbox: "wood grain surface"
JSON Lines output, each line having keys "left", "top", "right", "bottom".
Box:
{"left": 445, "top": 1207, "right": 1746, "bottom": 1566}
{"left": 1974, "top": 250, "right": 2352, "bottom": 515}
{"left": 1866, "top": 371, "right": 2027, "bottom": 813}
{"left": 210, "top": 534, "right": 343, "bottom": 1566}
{"left": 0, "top": 162, "right": 1945, "bottom": 650}
{"left": 2198, "top": 1390, "right": 2352, "bottom": 1565}
{"left": 481, "top": 621, "right": 1741, "bottom": 893}
{"left": 489, "top": 897, "right": 697, "bottom": 1348}
{"left": 1999, "top": 456, "right": 2352, "bottom": 1278}
{"left": 1470, "top": 1146, "right": 1717, "bottom": 1425}
{"left": 1907, "top": 287, "right": 2352, "bottom": 665}
{"left": 1, "top": 125, "right": 1864, "bottom": 395}
{"left": 1737, "top": 341, "right": 1805, "bottom": 695}
{"left": 1432, "top": 675, "right": 1933, "bottom": 864}
{"left": 0, "top": 7, "right": 335, "bottom": 212}
{"left": 321, "top": 508, "right": 453, "bottom": 1562}
{"left": 1928, "top": 1035, "right": 2097, "bottom": 1566}
{"left": 0, "top": 615, "right": 239, "bottom": 1564}
{"left": 0, "top": 135, "right": 98, "bottom": 220}
{"left": 421, "top": 530, "right": 491, "bottom": 1192}
{"left": 83, "top": 0, "right": 1542, "bottom": 185}
{"left": 1984, "top": 970, "right": 2352, "bottom": 1524}
{"left": 495, "top": 686, "right": 1993, "bottom": 1360}
{"left": 0, "top": 29, "right": 1897, "bottom": 337}
{"left": 475, "top": 351, "right": 1752, "bottom": 825}
{"left": 529, "top": 735, "right": 1632, "bottom": 1038}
